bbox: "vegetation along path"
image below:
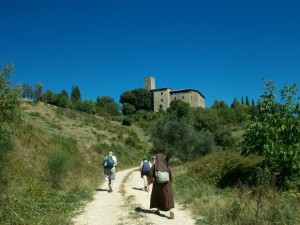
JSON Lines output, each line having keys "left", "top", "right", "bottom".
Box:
{"left": 73, "top": 168, "right": 196, "bottom": 225}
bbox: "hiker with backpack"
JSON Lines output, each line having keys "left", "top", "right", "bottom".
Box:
{"left": 139, "top": 156, "right": 152, "bottom": 192}
{"left": 102, "top": 151, "right": 117, "bottom": 193}
{"left": 148, "top": 153, "right": 174, "bottom": 219}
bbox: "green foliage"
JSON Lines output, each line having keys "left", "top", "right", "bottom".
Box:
{"left": 173, "top": 151, "right": 299, "bottom": 225}
{"left": 71, "top": 85, "right": 81, "bottom": 103}
{"left": 0, "top": 62, "right": 21, "bottom": 161}
{"left": 211, "top": 100, "right": 229, "bottom": 109}
{"left": 120, "top": 88, "right": 151, "bottom": 113}
{"left": 96, "top": 96, "right": 121, "bottom": 116}
{"left": 20, "top": 83, "right": 34, "bottom": 99}
{"left": 151, "top": 115, "right": 219, "bottom": 161}
{"left": 122, "top": 117, "right": 132, "bottom": 126}
{"left": 47, "top": 151, "right": 69, "bottom": 188}
{"left": 240, "top": 80, "right": 300, "bottom": 188}
{"left": 34, "top": 82, "right": 43, "bottom": 102}
{"left": 167, "top": 100, "right": 191, "bottom": 121}
{"left": 122, "top": 102, "right": 136, "bottom": 115}
{"left": 192, "top": 108, "right": 243, "bottom": 148}
{"left": 184, "top": 151, "right": 262, "bottom": 186}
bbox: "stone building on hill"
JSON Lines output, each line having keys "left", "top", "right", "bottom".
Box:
{"left": 144, "top": 76, "right": 205, "bottom": 112}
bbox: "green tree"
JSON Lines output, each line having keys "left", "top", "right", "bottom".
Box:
{"left": 120, "top": 88, "right": 151, "bottom": 113}
{"left": 240, "top": 80, "right": 300, "bottom": 187}
{"left": 166, "top": 100, "right": 191, "bottom": 121}
{"left": 122, "top": 103, "right": 136, "bottom": 115}
{"left": 231, "top": 98, "right": 241, "bottom": 108}
{"left": 71, "top": 85, "right": 81, "bottom": 104}
{"left": 211, "top": 100, "right": 229, "bottom": 109}
{"left": 61, "top": 90, "right": 68, "bottom": 98}
{"left": 151, "top": 115, "right": 218, "bottom": 161}
{"left": 20, "top": 83, "right": 34, "bottom": 99}
{"left": 245, "top": 96, "right": 250, "bottom": 106}
{"left": 34, "top": 82, "right": 43, "bottom": 102}
{"left": 81, "top": 100, "right": 96, "bottom": 114}
{"left": 0, "top": 63, "right": 21, "bottom": 152}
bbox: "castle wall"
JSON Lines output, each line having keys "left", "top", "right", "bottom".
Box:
{"left": 152, "top": 88, "right": 171, "bottom": 112}
{"left": 170, "top": 90, "right": 205, "bottom": 108}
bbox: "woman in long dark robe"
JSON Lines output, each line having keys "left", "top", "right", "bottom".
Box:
{"left": 149, "top": 153, "right": 174, "bottom": 219}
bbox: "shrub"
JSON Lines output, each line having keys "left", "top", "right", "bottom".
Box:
{"left": 122, "top": 117, "right": 132, "bottom": 126}
{"left": 47, "top": 151, "right": 69, "bottom": 188}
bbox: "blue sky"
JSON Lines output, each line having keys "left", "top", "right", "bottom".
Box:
{"left": 1, "top": 0, "right": 299, "bottom": 107}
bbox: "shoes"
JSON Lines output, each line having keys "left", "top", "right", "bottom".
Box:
{"left": 169, "top": 212, "right": 174, "bottom": 219}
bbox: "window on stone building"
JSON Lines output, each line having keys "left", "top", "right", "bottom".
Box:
{"left": 161, "top": 99, "right": 163, "bottom": 102}
{"left": 161, "top": 92, "right": 163, "bottom": 95}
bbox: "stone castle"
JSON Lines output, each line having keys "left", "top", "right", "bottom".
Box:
{"left": 144, "top": 77, "right": 205, "bottom": 112}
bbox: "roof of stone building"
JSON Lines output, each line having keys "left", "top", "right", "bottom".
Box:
{"left": 170, "top": 89, "right": 205, "bottom": 98}
{"left": 150, "top": 87, "right": 205, "bottom": 98}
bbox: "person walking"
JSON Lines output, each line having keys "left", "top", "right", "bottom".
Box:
{"left": 139, "top": 156, "right": 152, "bottom": 191}
{"left": 103, "top": 151, "right": 117, "bottom": 193}
{"left": 148, "top": 153, "right": 175, "bottom": 219}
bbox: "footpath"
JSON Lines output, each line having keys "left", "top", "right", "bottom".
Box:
{"left": 73, "top": 168, "right": 196, "bottom": 225}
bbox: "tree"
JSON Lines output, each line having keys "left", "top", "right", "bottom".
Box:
{"left": 240, "top": 80, "right": 300, "bottom": 188}
{"left": 150, "top": 115, "right": 218, "bottom": 161}
{"left": 0, "top": 63, "right": 21, "bottom": 152}
{"left": 61, "top": 90, "right": 68, "bottom": 98}
{"left": 120, "top": 88, "right": 151, "bottom": 113}
{"left": 245, "top": 96, "right": 250, "bottom": 106}
{"left": 81, "top": 100, "right": 96, "bottom": 114}
{"left": 211, "top": 100, "right": 229, "bottom": 109}
{"left": 231, "top": 98, "right": 241, "bottom": 108}
{"left": 34, "top": 82, "right": 43, "bottom": 102}
{"left": 71, "top": 85, "right": 81, "bottom": 104}
{"left": 166, "top": 100, "right": 191, "bottom": 121}
{"left": 122, "top": 103, "right": 136, "bottom": 115}
{"left": 96, "top": 96, "right": 120, "bottom": 116}
{"left": 20, "top": 83, "right": 34, "bottom": 99}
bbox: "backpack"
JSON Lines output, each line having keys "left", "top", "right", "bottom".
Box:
{"left": 155, "top": 170, "right": 170, "bottom": 183}
{"left": 142, "top": 160, "right": 150, "bottom": 173}
{"left": 103, "top": 156, "right": 115, "bottom": 168}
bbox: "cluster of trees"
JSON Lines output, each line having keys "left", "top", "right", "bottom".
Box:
{"left": 20, "top": 82, "right": 121, "bottom": 116}
{"left": 120, "top": 88, "right": 151, "bottom": 115}
{"left": 150, "top": 99, "right": 249, "bottom": 162}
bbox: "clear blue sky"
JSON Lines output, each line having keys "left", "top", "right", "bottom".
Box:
{"left": 1, "top": 0, "right": 299, "bottom": 107}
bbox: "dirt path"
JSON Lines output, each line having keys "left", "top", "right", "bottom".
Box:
{"left": 73, "top": 168, "right": 196, "bottom": 225}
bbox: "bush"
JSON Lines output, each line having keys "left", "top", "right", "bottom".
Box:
{"left": 122, "top": 117, "right": 132, "bottom": 126}
{"left": 47, "top": 151, "right": 69, "bottom": 188}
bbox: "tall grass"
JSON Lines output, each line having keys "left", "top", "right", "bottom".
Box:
{"left": 1, "top": 102, "right": 150, "bottom": 224}
{"left": 173, "top": 151, "right": 300, "bottom": 225}
{"left": 47, "top": 151, "right": 69, "bottom": 188}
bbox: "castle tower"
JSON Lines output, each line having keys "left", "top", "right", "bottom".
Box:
{"left": 144, "top": 76, "right": 155, "bottom": 90}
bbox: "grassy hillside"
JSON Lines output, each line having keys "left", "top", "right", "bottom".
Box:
{"left": 1, "top": 101, "right": 151, "bottom": 224}
{"left": 2, "top": 100, "right": 299, "bottom": 225}
{"left": 173, "top": 151, "right": 300, "bottom": 225}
